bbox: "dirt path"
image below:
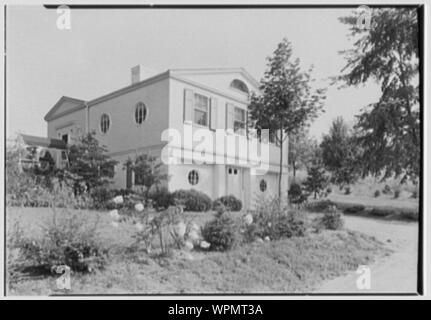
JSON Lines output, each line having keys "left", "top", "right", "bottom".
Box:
{"left": 315, "top": 215, "right": 419, "bottom": 293}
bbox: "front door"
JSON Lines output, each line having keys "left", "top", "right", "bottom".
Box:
{"left": 226, "top": 166, "right": 244, "bottom": 203}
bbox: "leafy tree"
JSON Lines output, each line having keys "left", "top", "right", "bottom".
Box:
{"left": 249, "top": 38, "right": 326, "bottom": 198}
{"left": 124, "top": 153, "right": 168, "bottom": 197}
{"left": 338, "top": 8, "right": 420, "bottom": 183}
{"left": 66, "top": 131, "right": 118, "bottom": 194}
{"left": 320, "top": 117, "right": 360, "bottom": 188}
{"left": 303, "top": 164, "right": 329, "bottom": 200}
{"left": 288, "top": 128, "right": 318, "bottom": 179}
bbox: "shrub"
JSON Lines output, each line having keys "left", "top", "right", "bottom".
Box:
{"left": 369, "top": 208, "right": 391, "bottom": 217}
{"left": 344, "top": 186, "right": 351, "bottom": 195}
{"left": 149, "top": 187, "right": 174, "bottom": 210}
{"left": 399, "top": 209, "right": 419, "bottom": 221}
{"left": 90, "top": 186, "right": 114, "bottom": 210}
{"left": 326, "top": 186, "right": 332, "bottom": 194}
{"left": 12, "top": 209, "right": 108, "bottom": 273}
{"left": 317, "top": 206, "right": 344, "bottom": 230}
{"left": 172, "top": 189, "right": 212, "bottom": 212}
{"left": 244, "top": 197, "right": 306, "bottom": 242}
{"left": 343, "top": 204, "right": 365, "bottom": 214}
{"left": 304, "top": 199, "right": 336, "bottom": 212}
{"left": 288, "top": 182, "right": 308, "bottom": 206}
{"left": 374, "top": 190, "right": 381, "bottom": 198}
{"left": 202, "top": 214, "right": 237, "bottom": 251}
{"left": 382, "top": 184, "right": 391, "bottom": 195}
{"left": 393, "top": 188, "right": 401, "bottom": 199}
{"left": 213, "top": 195, "right": 242, "bottom": 212}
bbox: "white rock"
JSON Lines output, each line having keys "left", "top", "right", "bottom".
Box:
{"left": 256, "top": 237, "right": 264, "bottom": 243}
{"left": 134, "top": 203, "right": 144, "bottom": 212}
{"left": 109, "top": 209, "right": 120, "bottom": 221}
{"left": 244, "top": 214, "right": 253, "bottom": 225}
{"left": 200, "top": 241, "right": 210, "bottom": 249}
{"left": 264, "top": 236, "right": 270, "bottom": 242}
{"left": 174, "top": 221, "right": 187, "bottom": 238}
{"left": 112, "top": 195, "right": 124, "bottom": 205}
{"left": 184, "top": 241, "right": 194, "bottom": 251}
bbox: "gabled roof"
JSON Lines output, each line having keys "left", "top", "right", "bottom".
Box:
{"left": 170, "top": 67, "right": 260, "bottom": 90}
{"left": 44, "top": 96, "right": 85, "bottom": 121}
{"left": 20, "top": 134, "right": 67, "bottom": 149}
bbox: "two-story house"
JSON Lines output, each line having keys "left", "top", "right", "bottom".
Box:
{"left": 44, "top": 66, "right": 288, "bottom": 209}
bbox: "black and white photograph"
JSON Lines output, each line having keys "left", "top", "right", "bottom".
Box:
{"left": 2, "top": 2, "right": 428, "bottom": 299}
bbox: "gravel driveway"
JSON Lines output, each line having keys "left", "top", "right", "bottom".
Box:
{"left": 315, "top": 215, "right": 419, "bottom": 293}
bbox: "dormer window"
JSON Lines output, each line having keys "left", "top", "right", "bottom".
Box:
{"left": 230, "top": 79, "right": 249, "bottom": 94}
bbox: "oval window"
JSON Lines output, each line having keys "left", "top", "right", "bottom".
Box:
{"left": 135, "top": 102, "right": 147, "bottom": 124}
{"left": 188, "top": 170, "right": 199, "bottom": 186}
{"left": 100, "top": 114, "right": 110, "bottom": 134}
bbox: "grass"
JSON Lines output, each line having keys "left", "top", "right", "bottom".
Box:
{"left": 6, "top": 207, "right": 388, "bottom": 295}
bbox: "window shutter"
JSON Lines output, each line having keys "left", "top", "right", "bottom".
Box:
{"left": 184, "top": 89, "right": 194, "bottom": 122}
{"left": 226, "top": 103, "right": 234, "bottom": 130}
{"left": 210, "top": 98, "right": 218, "bottom": 129}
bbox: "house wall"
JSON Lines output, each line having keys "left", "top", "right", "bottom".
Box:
{"left": 47, "top": 109, "right": 86, "bottom": 143}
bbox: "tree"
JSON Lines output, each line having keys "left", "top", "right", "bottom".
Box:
{"left": 249, "top": 38, "right": 326, "bottom": 198}
{"left": 66, "top": 131, "right": 118, "bottom": 194}
{"left": 338, "top": 8, "right": 420, "bottom": 183}
{"left": 303, "top": 164, "right": 329, "bottom": 200}
{"left": 288, "top": 128, "right": 318, "bottom": 179}
{"left": 320, "top": 117, "right": 360, "bottom": 188}
{"left": 124, "top": 153, "right": 168, "bottom": 198}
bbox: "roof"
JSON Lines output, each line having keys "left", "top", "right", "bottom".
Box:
{"left": 43, "top": 96, "right": 86, "bottom": 121}
{"left": 20, "top": 134, "right": 67, "bottom": 150}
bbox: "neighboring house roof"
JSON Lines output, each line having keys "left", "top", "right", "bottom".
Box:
{"left": 43, "top": 68, "right": 260, "bottom": 122}
{"left": 20, "top": 134, "right": 67, "bottom": 150}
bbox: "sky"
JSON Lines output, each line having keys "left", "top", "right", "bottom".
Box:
{"left": 6, "top": 6, "right": 381, "bottom": 141}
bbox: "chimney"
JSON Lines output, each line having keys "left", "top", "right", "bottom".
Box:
{"left": 131, "top": 65, "right": 159, "bottom": 85}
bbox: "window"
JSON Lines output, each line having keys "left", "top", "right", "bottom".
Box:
{"left": 135, "top": 102, "right": 147, "bottom": 124}
{"left": 194, "top": 93, "right": 209, "bottom": 126}
{"left": 234, "top": 107, "right": 246, "bottom": 135}
{"left": 259, "top": 179, "right": 267, "bottom": 192}
{"left": 230, "top": 79, "right": 249, "bottom": 94}
{"left": 100, "top": 114, "right": 110, "bottom": 134}
{"left": 188, "top": 170, "right": 199, "bottom": 185}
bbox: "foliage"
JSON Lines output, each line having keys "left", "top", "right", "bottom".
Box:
{"left": 288, "top": 128, "right": 318, "bottom": 178}
{"left": 288, "top": 182, "right": 308, "bottom": 206}
{"left": 213, "top": 195, "right": 242, "bottom": 212}
{"left": 149, "top": 187, "right": 174, "bottom": 210}
{"left": 249, "top": 38, "right": 326, "bottom": 197}
{"left": 11, "top": 208, "right": 108, "bottom": 273}
{"left": 344, "top": 186, "right": 352, "bottom": 195}
{"left": 202, "top": 214, "right": 238, "bottom": 251}
{"left": 303, "top": 164, "right": 329, "bottom": 199}
{"left": 343, "top": 204, "right": 365, "bottom": 214}
{"left": 66, "top": 131, "right": 118, "bottom": 194}
{"left": 124, "top": 153, "right": 168, "bottom": 199}
{"left": 172, "top": 189, "right": 212, "bottom": 212}
{"left": 382, "top": 184, "right": 392, "bottom": 195}
{"left": 320, "top": 117, "right": 360, "bottom": 188}
{"left": 304, "top": 199, "right": 337, "bottom": 212}
{"left": 374, "top": 190, "right": 381, "bottom": 197}
{"left": 338, "top": 8, "right": 420, "bottom": 183}
{"left": 90, "top": 186, "right": 114, "bottom": 210}
{"left": 244, "top": 197, "right": 306, "bottom": 242}
{"left": 393, "top": 188, "right": 401, "bottom": 199}
{"left": 316, "top": 206, "right": 344, "bottom": 230}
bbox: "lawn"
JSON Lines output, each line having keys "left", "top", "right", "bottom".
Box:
{"left": 6, "top": 206, "right": 389, "bottom": 295}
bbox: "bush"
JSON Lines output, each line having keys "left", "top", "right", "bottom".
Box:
{"left": 12, "top": 209, "right": 108, "bottom": 273}
{"left": 317, "top": 207, "right": 344, "bottom": 230}
{"left": 90, "top": 186, "right": 114, "bottom": 210}
{"left": 304, "top": 199, "right": 336, "bottom": 212}
{"left": 245, "top": 197, "right": 306, "bottom": 242}
{"left": 374, "top": 190, "right": 381, "bottom": 198}
{"left": 369, "top": 208, "right": 391, "bottom": 217}
{"left": 149, "top": 187, "right": 174, "bottom": 210}
{"left": 326, "top": 186, "right": 332, "bottom": 194}
{"left": 343, "top": 204, "right": 365, "bottom": 214}
{"left": 288, "top": 182, "right": 308, "bottom": 206}
{"left": 382, "top": 184, "right": 391, "bottom": 195}
{"left": 213, "top": 195, "right": 242, "bottom": 212}
{"left": 394, "top": 188, "right": 401, "bottom": 199}
{"left": 202, "top": 214, "right": 237, "bottom": 251}
{"left": 344, "top": 186, "right": 351, "bottom": 195}
{"left": 172, "top": 189, "right": 212, "bottom": 212}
